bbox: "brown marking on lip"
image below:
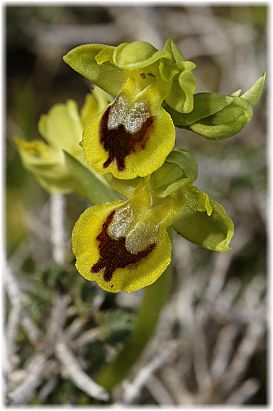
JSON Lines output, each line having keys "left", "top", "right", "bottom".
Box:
{"left": 91, "top": 210, "right": 156, "bottom": 282}
{"left": 100, "top": 106, "right": 153, "bottom": 172}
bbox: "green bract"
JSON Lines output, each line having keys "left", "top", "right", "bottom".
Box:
{"left": 164, "top": 92, "right": 233, "bottom": 126}
{"left": 189, "top": 96, "right": 253, "bottom": 140}
{"left": 172, "top": 186, "right": 234, "bottom": 252}
{"left": 167, "top": 73, "right": 265, "bottom": 140}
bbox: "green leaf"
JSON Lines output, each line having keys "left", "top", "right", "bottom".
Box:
{"left": 189, "top": 96, "right": 253, "bottom": 140}
{"left": 149, "top": 148, "right": 198, "bottom": 197}
{"left": 63, "top": 44, "right": 126, "bottom": 96}
{"left": 172, "top": 186, "right": 234, "bottom": 252}
{"left": 241, "top": 72, "right": 266, "bottom": 107}
{"left": 165, "top": 92, "right": 233, "bottom": 126}
{"left": 64, "top": 151, "right": 120, "bottom": 204}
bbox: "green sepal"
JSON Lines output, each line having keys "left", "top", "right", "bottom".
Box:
{"left": 149, "top": 148, "right": 198, "bottom": 198}
{"left": 63, "top": 44, "right": 127, "bottom": 96}
{"left": 172, "top": 186, "right": 234, "bottom": 252}
{"left": 112, "top": 41, "right": 170, "bottom": 70}
{"left": 189, "top": 96, "right": 253, "bottom": 140}
{"left": 241, "top": 72, "right": 266, "bottom": 107}
{"left": 165, "top": 92, "right": 233, "bottom": 126}
{"left": 64, "top": 151, "right": 120, "bottom": 204}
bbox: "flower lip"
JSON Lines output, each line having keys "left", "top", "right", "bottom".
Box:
{"left": 91, "top": 210, "right": 156, "bottom": 282}
{"left": 100, "top": 97, "right": 154, "bottom": 172}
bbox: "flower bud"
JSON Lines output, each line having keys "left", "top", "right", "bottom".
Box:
{"left": 15, "top": 88, "right": 110, "bottom": 194}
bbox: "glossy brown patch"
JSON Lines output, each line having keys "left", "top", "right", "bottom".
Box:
{"left": 91, "top": 210, "right": 156, "bottom": 282}
{"left": 100, "top": 106, "right": 153, "bottom": 171}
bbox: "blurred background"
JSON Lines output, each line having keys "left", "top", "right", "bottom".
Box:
{"left": 5, "top": 4, "right": 267, "bottom": 406}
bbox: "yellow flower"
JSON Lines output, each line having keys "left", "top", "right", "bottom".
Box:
{"left": 72, "top": 184, "right": 178, "bottom": 293}
{"left": 64, "top": 39, "right": 196, "bottom": 179}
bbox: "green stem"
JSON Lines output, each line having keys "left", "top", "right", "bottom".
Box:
{"left": 95, "top": 265, "right": 172, "bottom": 391}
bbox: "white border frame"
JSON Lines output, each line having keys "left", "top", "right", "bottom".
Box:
{"left": 1, "top": 1, "right": 270, "bottom": 410}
